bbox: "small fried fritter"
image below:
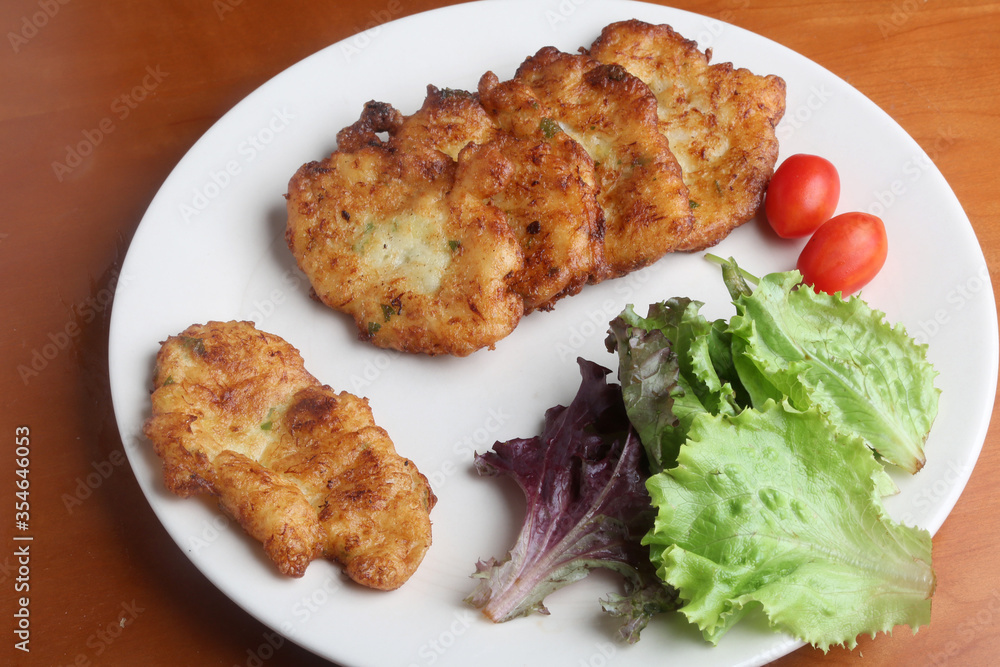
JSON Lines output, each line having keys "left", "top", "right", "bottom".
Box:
{"left": 477, "top": 74, "right": 604, "bottom": 310}
{"left": 285, "top": 22, "right": 786, "bottom": 355}
{"left": 385, "top": 85, "right": 500, "bottom": 160}
{"left": 369, "top": 83, "right": 604, "bottom": 312}
{"left": 286, "top": 116, "right": 524, "bottom": 357}
{"left": 471, "top": 133, "right": 602, "bottom": 311}
{"left": 143, "top": 321, "right": 437, "bottom": 590}
{"left": 489, "top": 46, "right": 694, "bottom": 278}
{"left": 588, "top": 20, "right": 786, "bottom": 251}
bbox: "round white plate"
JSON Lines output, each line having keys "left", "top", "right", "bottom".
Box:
{"left": 108, "top": 1, "right": 999, "bottom": 665}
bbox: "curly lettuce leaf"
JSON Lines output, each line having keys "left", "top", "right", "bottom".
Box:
{"left": 645, "top": 401, "right": 935, "bottom": 651}
{"left": 466, "top": 359, "right": 676, "bottom": 642}
{"left": 729, "top": 270, "right": 940, "bottom": 473}
{"left": 607, "top": 299, "right": 742, "bottom": 471}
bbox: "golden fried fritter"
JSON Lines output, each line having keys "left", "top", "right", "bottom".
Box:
{"left": 285, "top": 22, "right": 786, "bottom": 355}
{"left": 358, "top": 83, "right": 604, "bottom": 313}
{"left": 143, "top": 321, "right": 437, "bottom": 590}
{"left": 476, "top": 74, "right": 604, "bottom": 310}
{"left": 487, "top": 46, "right": 694, "bottom": 278}
{"left": 286, "top": 119, "right": 525, "bottom": 357}
{"left": 588, "top": 20, "right": 786, "bottom": 251}
{"left": 470, "top": 133, "right": 602, "bottom": 311}
{"left": 384, "top": 85, "right": 500, "bottom": 160}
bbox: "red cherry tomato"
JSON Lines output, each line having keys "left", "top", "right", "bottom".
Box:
{"left": 797, "top": 212, "right": 888, "bottom": 295}
{"left": 765, "top": 154, "right": 841, "bottom": 238}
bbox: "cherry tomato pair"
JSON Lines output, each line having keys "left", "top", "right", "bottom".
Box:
{"left": 765, "top": 154, "right": 887, "bottom": 295}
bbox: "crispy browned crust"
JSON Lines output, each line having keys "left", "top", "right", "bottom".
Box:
{"left": 588, "top": 19, "right": 786, "bottom": 251}
{"left": 489, "top": 46, "right": 695, "bottom": 278}
{"left": 285, "top": 21, "right": 786, "bottom": 355}
{"left": 351, "top": 84, "right": 605, "bottom": 313}
{"left": 286, "top": 119, "right": 525, "bottom": 357}
{"left": 471, "top": 133, "right": 602, "bottom": 311}
{"left": 476, "top": 73, "right": 605, "bottom": 310}
{"left": 142, "top": 321, "right": 436, "bottom": 590}
{"left": 381, "top": 85, "right": 500, "bottom": 160}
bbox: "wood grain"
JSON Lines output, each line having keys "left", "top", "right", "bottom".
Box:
{"left": 2, "top": 1, "right": 997, "bottom": 665}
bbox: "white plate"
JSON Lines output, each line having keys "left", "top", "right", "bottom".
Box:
{"left": 108, "top": 1, "right": 999, "bottom": 665}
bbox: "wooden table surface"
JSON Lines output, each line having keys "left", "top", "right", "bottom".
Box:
{"left": 3, "top": 0, "right": 998, "bottom": 665}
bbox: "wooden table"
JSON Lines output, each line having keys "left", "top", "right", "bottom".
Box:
{"left": 3, "top": 0, "right": 998, "bottom": 665}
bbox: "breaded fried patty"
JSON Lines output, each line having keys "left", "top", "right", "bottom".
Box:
{"left": 473, "top": 133, "right": 602, "bottom": 311}
{"left": 588, "top": 20, "right": 786, "bottom": 251}
{"left": 143, "top": 321, "right": 437, "bottom": 590}
{"left": 488, "top": 46, "right": 694, "bottom": 278}
{"left": 386, "top": 85, "right": 500, "bottom": 160}
{"left": 284, "top": 21, "right": 786, "bottom": 355}
{"left": 476, "top": 73, "right": 604, "bottom": 310}
{"left": 370, "top": 83, "right": 604, "bottom": 312}
{"left": 286, "top": 119, "right": 525, "bottom": 357}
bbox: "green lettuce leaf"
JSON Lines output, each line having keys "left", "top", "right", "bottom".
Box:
{"left": 729, "top": 270, "right": 940, "bottom": 473}
{"left": 644, "top": 401, "right": 935, "bottom": 650}
{"left": 607, "top": 299, "right": 742, "bottom": 471}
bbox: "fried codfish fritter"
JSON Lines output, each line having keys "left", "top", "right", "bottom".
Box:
{"left": 286, "top": 107, "right": 525, "bottom": 357}
{"left": 336, "top": 86, "right": 603, "bottom": 314}
{"left": 377, "top": 86, "right": 499, "bottom": 160}
{"left": 285, "top": 22, "right": 786, "bottom": 356}
{"left": 588, "top": 20, "right": 786, "bottom": 251}
{"left": 142, "top": 321, "right": 436, "bottom": 590}
{"left": 457, "top": 132, "right": 603, "bottom": 311}
{"left": 484, "top": 46, "right": 694, "bottom": 278}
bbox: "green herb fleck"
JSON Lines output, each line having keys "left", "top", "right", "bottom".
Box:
{"left": 448, "top": 239, "right": 461, "bottom": 252}
{"left": 381, "top": 304, "right": 395, "bottom": 322}
{"left": 539, "top": 117, "right": 562, "bottom": 139}
{"left": 439, "top": 87, "right": 473, "bottom": 99}
{"left": 689, "top": 199, "right": 700, "bottom": 209}
{"left": 180, "top": 336, "right": 206, "bottom": 356}
{"left": 368, "top": 321, "right": 381, "bottom": 336}
{"left": 260, "top": 408, "right": 277, "bottom": 431}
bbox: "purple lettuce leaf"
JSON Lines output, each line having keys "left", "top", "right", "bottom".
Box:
{"left": 465, "top": 358, "right": 676, "bottom": 643}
